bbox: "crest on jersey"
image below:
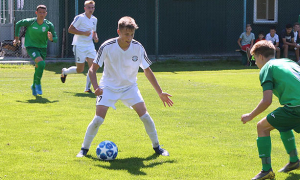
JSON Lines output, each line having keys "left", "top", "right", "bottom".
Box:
{"left": 42, "top": 27, "right": 46, "bottom": 32}
{"left": 32, "top": 52, "right": 36, "bottom": 57}
{"left": 132, "top": 56, "right": 138, "bottom": 62}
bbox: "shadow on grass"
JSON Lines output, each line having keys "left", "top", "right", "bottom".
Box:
{"left": 86, "top": 154, "right": 175, "bottom": 175}
{"left": 44, "top": 60, "right": 257, "bottom": 75}
{"left": 149, "top": 59, "right": 258, "bottom": 72}
{"left": 16, "top": 96, "right": 59, "bottom": 104}
{"left": 285, "top": 172, "right": 300, "bottom": 180}
{"left": 64, "top": 91, "right": 96, "bottom": 98}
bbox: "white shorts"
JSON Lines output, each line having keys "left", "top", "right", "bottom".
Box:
{"left": 96, "top": 85, "right": 144, "bottom": 109}
{"left": 73, "top": 45, "right": 96, "bottom": 63}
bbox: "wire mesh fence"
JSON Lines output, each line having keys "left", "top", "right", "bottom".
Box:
{"left": 1, "top": 0, "right": 300, "bottom": 60}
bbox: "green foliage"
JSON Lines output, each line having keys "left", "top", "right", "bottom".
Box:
{"left": 1, "top": 61, "right": 300, "bottom": 179}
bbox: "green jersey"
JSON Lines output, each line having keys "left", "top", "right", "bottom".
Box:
{"left": 260, "top": 58, "right": 300, "bottom": 107}
{"left": 15, "top": 17, "right": 57, "bottom": 48}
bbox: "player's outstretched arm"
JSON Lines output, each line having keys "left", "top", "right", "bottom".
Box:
{"left": 144, "top": 67, "right": 173, "bottom": 107}
{"left": 48, "top": 22, "right": 58, "bottom": 43}
{"left": 89, "top": 63, "right": 102, "bottom": 96}
{"left": 241, "top": 90, "right": 272, "bottom": 124}
{"left": 68, "top": 25, "right": 91, "bottom": 36}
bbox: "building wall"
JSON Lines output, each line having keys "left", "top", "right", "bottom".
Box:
{"left": 8, "top": 0, "right": 300, "bottom": 57}
{"left": 64, "top": 0, "right": 154, "bottom": 57}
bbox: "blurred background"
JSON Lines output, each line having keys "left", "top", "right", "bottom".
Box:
{"left": 0, "top": 0, "right": 299, "bottom": 60}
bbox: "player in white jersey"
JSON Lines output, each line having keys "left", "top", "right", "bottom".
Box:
{"left": 265, "top": 26, "right": 280, "bottom": 58}
{"left": 76, "top": 16, "right": 173, "bottom": 157}
{"left": 60, "top": 0, "right": 98, "bottom": 93}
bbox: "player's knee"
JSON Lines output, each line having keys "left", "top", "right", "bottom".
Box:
{"left": 93, "top": 115, "right": 104, "bottom": 127}
{"left": 256, "top": 121, "right": 270, "bottom": 134}
{"left": 256, "top": 121, "right": 263, "bottom": 130}
{"left": 76, "top": 65, "right": 84, "bottom": 73}
{"left": 37, "top": 61, "right": 46, "bottom": 69}
{"left": 76, "top": 68, "right": 84, "bottom": 73}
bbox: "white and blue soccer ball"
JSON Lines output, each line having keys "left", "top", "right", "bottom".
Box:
{"left": 96, "top": 140, "right": 118, "bottom": 160}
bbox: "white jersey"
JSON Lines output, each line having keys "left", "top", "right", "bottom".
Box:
{"left": 265, "top": 33, "right": 279, "bottom": 45}
{"left": 294, "top": 31, "right": 298, "bottom": 42}
{"left": 71, "top": 13, "right": 97, "bottom": 46}
{"left": 94, "top": 38, "right": 152, "bottom": 92}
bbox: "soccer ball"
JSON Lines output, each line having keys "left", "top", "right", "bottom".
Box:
{"left": 96, "top": 140, "right": 118, "bottom": 160}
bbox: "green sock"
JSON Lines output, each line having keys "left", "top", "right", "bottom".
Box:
{"left": 280, "top": 130, "right": 299, "bottom": 163}
{"left": 34, "top": 61, "right": 46, "bottom": 85}
{"left": 257, "top": 136, "right": 272, "bottom": 171}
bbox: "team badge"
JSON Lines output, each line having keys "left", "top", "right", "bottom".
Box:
{"left": 32, "top": 52, "right": 36, "bottom": 57}
{"left": 42, "top": 27, "right": 46, "bottom": 32}
{"left": 132, "top": 56, "right": 138, "bottom": 62}
{"left": 77, "top": 57, "right": 80, "bottom": 62}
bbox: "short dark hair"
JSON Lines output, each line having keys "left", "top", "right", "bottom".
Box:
{"left": 270, "top": 26, "right": 276, "bottom": 31}
{"left": 258, "top": 31, "right": 264, "bottom": 35}
{"left": 36, "top": 5, "right": 47, "bottom": 11}
{"left": 286, "top": 24, "right": 293, "bottom": 29}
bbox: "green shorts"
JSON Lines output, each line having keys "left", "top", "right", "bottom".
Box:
{"left": 267, "top": 106, "right": 300, "bottom": 133}
{"left": 26, "top": 47, "right": 47, "bottom": 61}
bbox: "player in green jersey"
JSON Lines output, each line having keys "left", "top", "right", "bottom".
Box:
{"left": 241, "top": 40, "right": 300, "bottom": 180}
{"left": 13, "top": 5, "right": 57, "bottom": 96}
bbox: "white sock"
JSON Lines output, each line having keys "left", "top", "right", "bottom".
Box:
{"left": 63, "top": 66, "right": 77, "bottom": 75}
{"left": 82, "top": 116, "right": 104, "bottom": 149}
{"left": 85, "top": 71, "right": 91, "bottom": 91}
{"left": 140, "top": 113, "right": 159, "bottom": 148}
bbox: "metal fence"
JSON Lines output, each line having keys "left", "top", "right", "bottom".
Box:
{"left": 1, "top": 0, "right": 300, "bottom": 60}
{"left": 0, "top": 0, "right": 60, "bottom": 57}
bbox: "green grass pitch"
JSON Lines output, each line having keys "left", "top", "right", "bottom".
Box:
{"left": 1, "top": 60, "right": 300, "bottom": 179}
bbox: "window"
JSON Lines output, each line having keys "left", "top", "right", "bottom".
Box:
{"left": 254, "top": 0, "right": 278, "bottom": 24}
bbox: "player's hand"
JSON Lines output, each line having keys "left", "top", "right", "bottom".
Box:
{"left": 48, "top": 31, "right": 53, "bottom": 41}
{"left": 84, "top": 31, "right": 91, "bottom": 36}
{"left": 13, "top": 39, "right": 20, "bottom": 46}
{"left": 94, "top": 87, "right": 103, "bottom": 96}
{"left": 159, "top": 92, "right": 173, "bottom": 107}
{"left": 93, "top": 32, "right": 98, "bottom": 43}
{"left": 241, "top": 113, "right": 253, "bottom": 124}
